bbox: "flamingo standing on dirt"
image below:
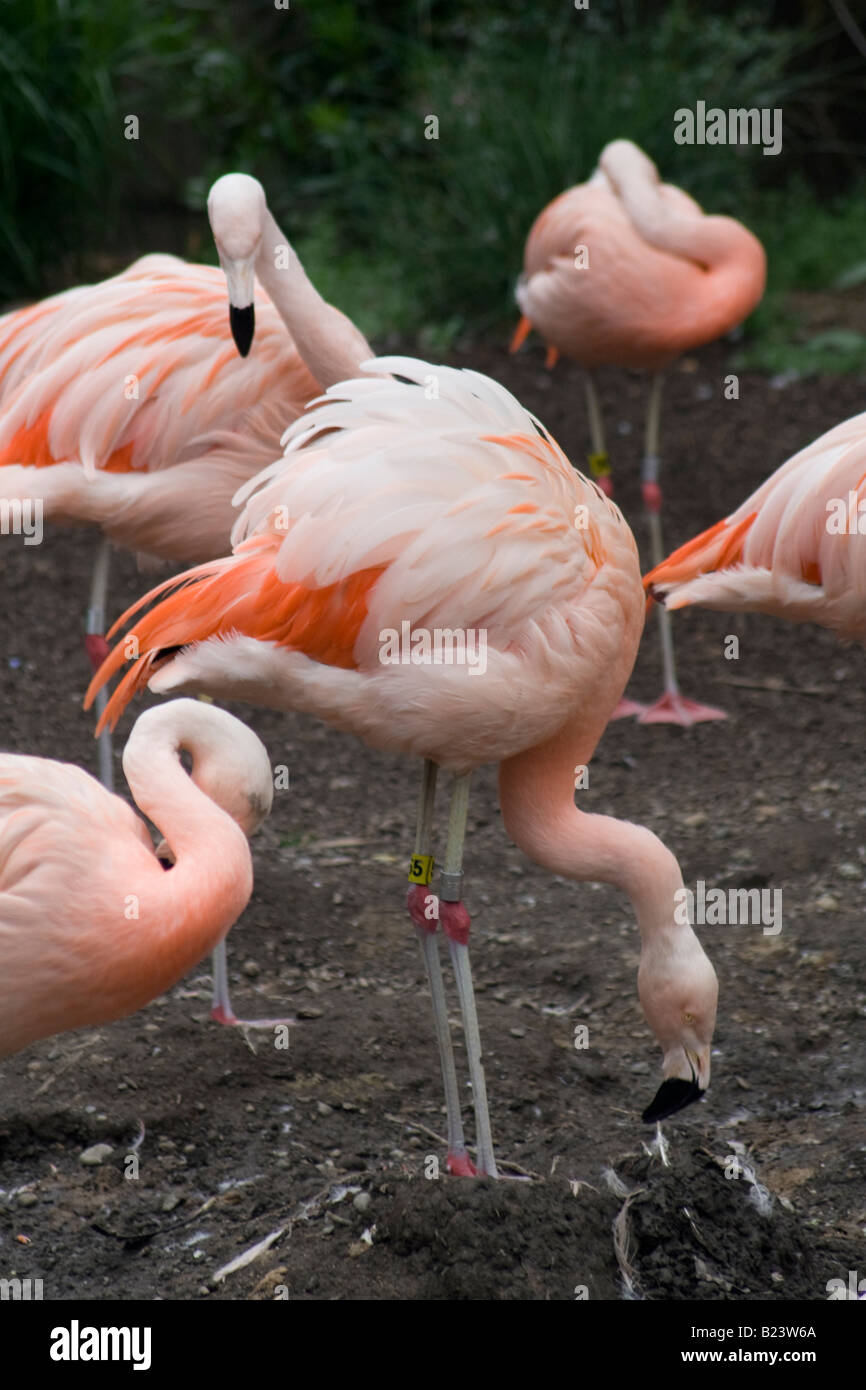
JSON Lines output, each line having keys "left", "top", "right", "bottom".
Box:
{"left": 0, "top": 700, "right": 272, "bottom": 1059}
{"left": 86, "top": 357, "right": 719, "bottom": 1179}
{"left": 645, "top": 408, "right": 866, "bottom": 642}
{"left": 0, "top": 173, "right": 373, "bottom": 788}
{"left": 511, "top": 139, "right": 766, "bottom": 725}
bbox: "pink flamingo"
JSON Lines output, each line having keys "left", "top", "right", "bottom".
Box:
{"left": 0, "top": 699, "right": 272, "bottom": 1060}
{"left": 86, "top": 357, "right": 719, "bottom": 1178}
{"left": 511, "top": 140, "right": 766, "bottom": 724}
{"left": 0, "top": 172, "right": 372, "bottom": 788}
{"left": 645, "top": 409, "right": 866, "bottom": 641}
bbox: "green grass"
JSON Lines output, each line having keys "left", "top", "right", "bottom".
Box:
{"left": 733, "top": 182, "right": 866, "bottom": 376}
{"left": 282, "top": 4, "right": 866, "bottom": 367}
{"left": 1, "top": 0, "right": 864, "bottom": 373}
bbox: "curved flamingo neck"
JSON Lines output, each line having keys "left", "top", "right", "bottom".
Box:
{"left": 254, "top": 207, "right": 374, "bottom": 388}
{"left": 673, "top": 217, "right": 766, "bottom": 347}
{"left": 498, "top": 718, "right": 684, "bottom": 942}
{"left": 598, "top": 142, "right": 766, "bottom": 335}
{"left": 121, "top": 717, "right": 253, "bottom": 971}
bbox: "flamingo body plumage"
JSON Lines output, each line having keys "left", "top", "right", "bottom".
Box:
{"left": 0, "top": 255, "right": 315, "bottom": 565}
{"left": 91, "top": 358, "right": 644, "bottom": 764}
{"left": 0, "top": 700, "right": 272, "bottom": 1059}
{"left": 645, "top": 408, "right": 866, "bottom": 643}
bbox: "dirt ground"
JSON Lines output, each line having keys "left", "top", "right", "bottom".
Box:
{"left": 1, "top": 338, "right": 864, "bottom": 1302}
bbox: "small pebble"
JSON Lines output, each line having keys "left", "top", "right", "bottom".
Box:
{"left": 79, "top": 1143, "right": 114, "bottom": 1166}
{"left": 353, "top": 1192, "right": 371, "bottom": 1214}
{"left": 17, "top": 1192, "right": 38, "bottom": 1208}
{"left": 317, "top": 1101, "right": 333, "bottom": 1116}
{"left": 242, "top": 959, "right": 260, "bottom": 979}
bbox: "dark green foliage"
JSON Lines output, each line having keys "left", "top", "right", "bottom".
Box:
{"left": 1, "top": 0, "right": 864, "bottom": 366}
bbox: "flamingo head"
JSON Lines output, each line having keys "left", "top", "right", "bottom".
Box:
{"left": 638, "top": 931, "right": 718, "bottom": 1123}
{"left": 129, "top": 700, "right": 274, "bottom": 865}
{"left": 207, "top": 173, "right": 268, "bottom": 357}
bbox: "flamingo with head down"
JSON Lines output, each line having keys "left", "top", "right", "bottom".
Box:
{"left": 86, "top": 355, "right": 719, "bottom": 1178}
{"left": 511, "top": 139, "right": 766, "bottom": 725}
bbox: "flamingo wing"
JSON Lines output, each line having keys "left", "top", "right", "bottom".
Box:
{"left": 0, "top": 257, "right": 315, "bottom": 478}
{"left": 0, "top": 753, "right": 157, "bottom": 1055}
{"left": 88, "top": 358, "right": 642, "bottom": 766}
{"left": 645, "top": 410, "right": 866, "bottom": 643}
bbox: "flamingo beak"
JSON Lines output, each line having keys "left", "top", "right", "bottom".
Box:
{"left": 642, "top": 1045, "right": 708, "bottom": 1123}
{"left": 642, "top": 1075, "right": 703, "bottom": 1123}
{"left": 229, "top": 304, "right": 255, "bottom": 358}
{"left": 221, "top": 255, "right": 257, "bottom": 357}
{"left": 154, "top": 837, "right": 175, "bottom": 868}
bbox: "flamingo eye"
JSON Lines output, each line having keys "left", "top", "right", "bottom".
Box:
{"left": 683, "top": 1011, "right": 694, "bottom": 1024}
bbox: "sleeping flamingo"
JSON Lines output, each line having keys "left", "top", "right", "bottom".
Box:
{"left": 645, "top": 408, "right": 866, "bottom": 641}
{"left": 0, "top": 173, "right": 372, "bottom": 789}
{"left": 0, "top": 699, "right": 272, "bottom": 1060}
{"left": 511, "top": 139, "right": 766, "bottom": 724}
{"left": 86, "top": 357, "right": 719, "bottom": 1178}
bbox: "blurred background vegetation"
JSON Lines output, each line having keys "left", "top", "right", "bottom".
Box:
{"left": 1, "top": 0, "right": 865, "bottom": 371}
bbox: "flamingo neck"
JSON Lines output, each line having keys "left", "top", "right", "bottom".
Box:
{"left": 121, "top": 722, "right": 253, "bottom": 978}
{"left": 680, "top": 217, "right": 767, "bottom": 344}
{"left": 499, "top": 718, "right": 685, "bottom": 945}
{"left": 254, "top": 208, "right": 374, "bottom": 388}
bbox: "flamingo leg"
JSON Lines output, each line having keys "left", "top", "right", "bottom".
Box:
{"left": 637, "top": 373, "right": 726, "bottom": 726}
{"left": 583, "top": 371, "right": 614, "bottom": 498}
{"left": 408, "top": 761, "right": 474, "bottom": 1175}
{"left": 209, "top": 931, "right": 297, "bottom": 1031}
{"left": 439, "top": 773, "right": 499, "bottom": 1178}
{"left": 585, "top": 374, "right": 644, "bottom": 720}
{"left": 586, "top": 376, "right": 643, "bottom": 720}
{"left": 84, "top": 538, "right": 114, "bottom": 792}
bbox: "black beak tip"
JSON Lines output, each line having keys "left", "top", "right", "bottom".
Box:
{"left": 229, "top": 304, "right": 255, "bottom": 358}
{"left": 642, "top": 1077, "right": 703, "bottom": 1124}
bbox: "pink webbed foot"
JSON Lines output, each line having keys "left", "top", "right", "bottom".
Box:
{"left": 211, "top": 1004, "right": 297, "bottom": 1030}
{"left": 610, "top": 696, "right": 648, "bottom": 720}
{"left": 637, "top": 690, "right": 727, "bottom": 726}
{"left": 447, "top": 1150, "right": 478, "bottom": 1177}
